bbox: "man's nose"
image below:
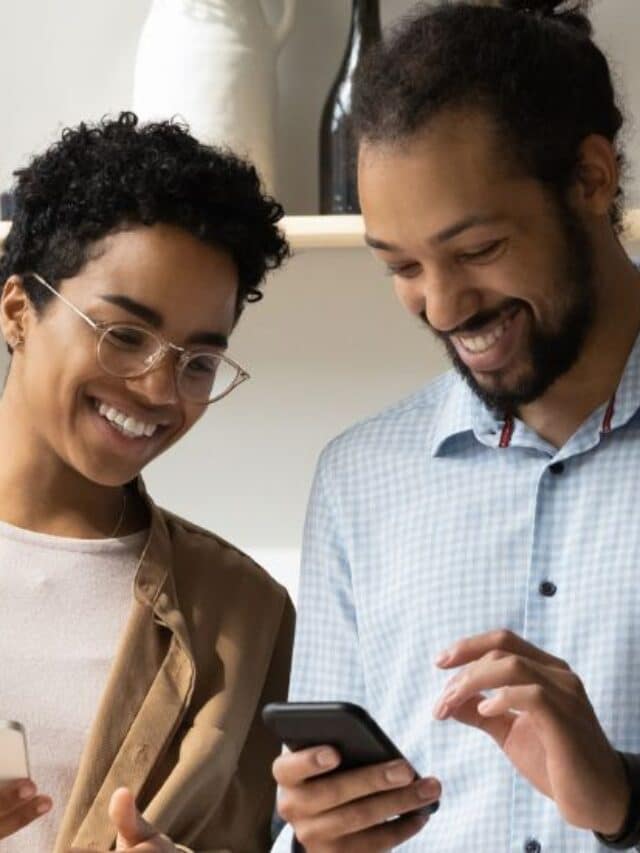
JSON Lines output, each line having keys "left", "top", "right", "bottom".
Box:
{"left": 409, "top": 268, "right": 482, "bottom": 334}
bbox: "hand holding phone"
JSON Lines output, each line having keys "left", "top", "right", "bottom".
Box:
{"left": 264, "top": 702, "right": 441, "bottom": 851}
{"left": 0, "top": 722, "right": 52, "bottom": 840}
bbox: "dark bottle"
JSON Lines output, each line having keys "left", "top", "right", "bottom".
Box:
{"left": 319, "top": 0, "right": 381, "bottom": 214}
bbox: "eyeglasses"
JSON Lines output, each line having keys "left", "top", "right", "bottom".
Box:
{"left": 28, "top": 272, "right": 250, "bottom": 405}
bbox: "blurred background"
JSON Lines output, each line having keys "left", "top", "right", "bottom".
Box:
{"left": 0, "top": 0, "right": 638, "bottom": 597}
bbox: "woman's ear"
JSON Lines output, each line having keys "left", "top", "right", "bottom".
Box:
{"left": 0, "top": 275, "right": 31, "bottom": 350}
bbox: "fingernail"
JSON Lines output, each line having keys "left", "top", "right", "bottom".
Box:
{"left": 36, "top": 799, "right": 51, "bottom": 814}
{"left": 18, "top": 783, "right": 35, "bottom": 800}
{"left": 435, "top": 649, "right": 451, "bottom": 666}
{"left": 316, "top": 748, "right": 338, "bottom": 768}
{"left": 417, "top": 778, "right": 439, "bottom": 800}
{"left": 434, "top": 700, "right": 450, "bottom": 720}
{"left": 385, "top": 761, "right": 414, "bottom": 784}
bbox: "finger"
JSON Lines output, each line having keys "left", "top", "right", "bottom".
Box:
{"left": 436, "top": 629, "right": 570, "bottom": 671}
{"left": 299, "top": 807, "right": 431, "bottom": 853}
{"left": 476, "top": 684, "right": 557, "bottom": 718}
{"left": 311, "top": 778, "right": 441, "bottom": 840}
{"left": 0, "top": 779, "right": 37, "bottom": 816}
{"left": 109, "top": 787, "right": 154, "bottom": 847}
{"left": 272, "top": 746, "right": 341, "bottom": 786}
{"left": 0, "top": 795, "right": 51, "bottom": 839}
{"left": 445, "top": 692, "right": 517, "bottom": 745}
{"left": 434, "top": 654, "right": 570, "bottom": 718}
{"left": 279, "top": 759, "right": 424, "bottom": 821}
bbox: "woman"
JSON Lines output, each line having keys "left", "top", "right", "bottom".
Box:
{"left": 0, "top": 112, "right": 293, "bottom": 852}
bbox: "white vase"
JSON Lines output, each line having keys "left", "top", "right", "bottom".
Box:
{"left": 132, "top": 0, "right": 297, "bottom": 194}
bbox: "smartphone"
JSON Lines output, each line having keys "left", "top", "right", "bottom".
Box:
{"left": 262, "top": 701, "right": 438, "bottom": 813}
{"left": 0, "top": 721, "right": 30, "bottom": 782}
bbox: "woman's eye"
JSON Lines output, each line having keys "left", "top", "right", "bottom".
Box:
{"left": 458, "top": 240, "right": 506, "bottom": 263}
{"left": 106, "top": 327, "right": 146, "bottom": 348}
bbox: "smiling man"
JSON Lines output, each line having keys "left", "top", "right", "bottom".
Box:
{"left": 0, "top": 112, "right": 293, "bottom": 852}
{"left": 272, "top": 1, "right": 640, "bottom": 851}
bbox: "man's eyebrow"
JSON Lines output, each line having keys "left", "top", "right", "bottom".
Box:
{"left": 100, "top": 294, "right": 228, "bottom": 350}
{"left": 364, "top": 215, "right": 505, "bottom": 252}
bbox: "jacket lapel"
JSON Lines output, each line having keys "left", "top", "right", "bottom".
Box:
{"left": 54, "top": 491, "right": 195, "bottom": 852}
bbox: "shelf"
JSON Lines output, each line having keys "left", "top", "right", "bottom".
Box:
{"left": 2, "top": 212, "right": 640, "bottom": 252}
{"left": 0, "top": 215, "right": 365, "bottom": 252}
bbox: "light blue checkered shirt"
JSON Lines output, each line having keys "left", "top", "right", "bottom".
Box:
{"left": 272, "top": 333, "right": 640, "bottom": 852}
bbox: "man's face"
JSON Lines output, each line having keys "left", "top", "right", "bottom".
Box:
{"left": 8, "top": 223, "right": 239, "bottom": 486}
{"left": 358, "top": 110, "right": 596, "bottom": 414}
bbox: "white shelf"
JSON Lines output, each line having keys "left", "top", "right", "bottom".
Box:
{"left": 2, "top": 213, "right": 640, "bottom": 252}
{"left": 0, "top": 215, "right": 364, "bottom": 252}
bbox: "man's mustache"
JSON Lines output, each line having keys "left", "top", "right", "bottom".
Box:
{"left": 420, "top": 300, "right": 524, "bottom": 338}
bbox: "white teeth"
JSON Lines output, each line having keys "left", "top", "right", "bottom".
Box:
{"left": 459, "top": 312, "right": 514, "bottom": 354}
{"left": 95, "top": 401, "right": 158, "bottom": 439}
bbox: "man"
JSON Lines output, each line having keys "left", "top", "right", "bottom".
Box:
{"left": 272, "top": 1, "right": 640, "bottom": 850}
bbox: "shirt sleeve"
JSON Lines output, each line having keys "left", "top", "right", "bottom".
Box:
{"left": 594, "top": 752, "right": 640, "bottom": 849}
{"left": 270, "top": 449, "right": 366, "bottom": 852}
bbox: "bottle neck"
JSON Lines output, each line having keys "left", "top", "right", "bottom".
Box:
{"left": 342, "top": 0, "right": 381, "bottom": 73}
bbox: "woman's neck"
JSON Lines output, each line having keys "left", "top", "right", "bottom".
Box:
{"left": 0, "top": 386, "right": 131, "bottom": 538}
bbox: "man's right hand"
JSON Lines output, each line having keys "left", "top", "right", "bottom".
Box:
{"left": 0, "top": 779, "right": 52, "bottom": 839}
{"left": 272, "top": 747, "right": 441, "bottom": 851}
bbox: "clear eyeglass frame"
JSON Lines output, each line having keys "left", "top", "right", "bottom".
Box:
{"left": 27, "top": 272, "right": 250, "bottom": 405}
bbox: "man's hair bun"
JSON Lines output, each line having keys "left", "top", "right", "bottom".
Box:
{"left": 502, "top": 0, "right": 592, "bottom": 36}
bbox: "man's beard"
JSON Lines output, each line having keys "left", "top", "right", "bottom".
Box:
{"left": 425, "top": 196, "right": 597, "bottom": 416}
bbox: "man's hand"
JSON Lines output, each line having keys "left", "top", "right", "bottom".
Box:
{"left": 70, "top": 787, "right": 178, "bottom": 852}
{"left": 272, "top": 747, "right": 440, "bottom": 851}
{"left": 432, "top": 629, "right": 630, "bottom": 837}
{"left": 0, "top": 779, "right": 51, "bottom": 839}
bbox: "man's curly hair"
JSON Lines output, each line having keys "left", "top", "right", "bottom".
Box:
{"left": 0, "top": 112, "right": 289, "bottom": 320}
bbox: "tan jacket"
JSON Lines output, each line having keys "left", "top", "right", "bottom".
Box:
{"left": 53, "top": 484, "right": 294, "bottom": 853}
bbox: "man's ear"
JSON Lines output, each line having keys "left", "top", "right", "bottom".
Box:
{"left": 573, "top": 133, "right": 620, "bottom": 220}
{"left": 0, "top": 275, "right": 32, "bottom": 350}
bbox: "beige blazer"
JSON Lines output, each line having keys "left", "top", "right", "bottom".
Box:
{"left": 53, "top": 483, "right": 294, "bottom": 852}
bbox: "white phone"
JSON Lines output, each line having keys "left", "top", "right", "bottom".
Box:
{"left": 0, "top": 721, "right": 30, "bottom": 782}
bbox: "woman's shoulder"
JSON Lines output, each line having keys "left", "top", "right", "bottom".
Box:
{"left": 155, "top": 505, "right": 291, "bottom": 608}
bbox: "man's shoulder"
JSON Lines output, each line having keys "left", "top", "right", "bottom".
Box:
{"left": 318, "top": 370, "right": 458, "bottom": 472}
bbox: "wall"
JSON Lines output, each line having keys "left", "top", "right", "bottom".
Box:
{"left": 0, "top": 1, "right": 639, "bottom": 596}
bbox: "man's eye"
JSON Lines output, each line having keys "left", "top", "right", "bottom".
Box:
{"left": 458, "top": 240, "right": 506, "bottom": 263}
{"left": 385, "top": 263, "right": 421, "bottom": 279}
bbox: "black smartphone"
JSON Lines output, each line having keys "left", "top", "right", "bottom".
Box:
{"left": 262, "top": 700, "right": 439, "bottom": 813}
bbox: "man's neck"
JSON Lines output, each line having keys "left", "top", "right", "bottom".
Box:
{"left": 519, "top": 240, "right": 640, "bottom": 448}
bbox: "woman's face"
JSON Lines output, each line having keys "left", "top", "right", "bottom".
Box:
{"left": 1, "top": 223, "right": 239, "bottom": 486}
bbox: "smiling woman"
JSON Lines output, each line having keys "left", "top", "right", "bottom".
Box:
{"left": 0, "top": 112, "right": 293, "bottom": 853}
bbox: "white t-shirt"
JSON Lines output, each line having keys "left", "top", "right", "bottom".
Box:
{"left": 0, "top": 520, "right": 146, "bottom": 851}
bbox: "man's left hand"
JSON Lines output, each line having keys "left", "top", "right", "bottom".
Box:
{"left": 433, "top": 629, "right": 630, "bottom": 837}
{"left": 69, "top": 787, "right": 178, "bottom": 851}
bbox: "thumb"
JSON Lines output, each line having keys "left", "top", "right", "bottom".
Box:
{"left": 109, "top": 787, "right": 155, "bottom": 848}
{"left": 448, "top": 693, "right": 516, "bottom": 747}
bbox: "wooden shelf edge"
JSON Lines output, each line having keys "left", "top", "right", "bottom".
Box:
{"left": 2, "top": 212, "right": 640, "bottom": 252}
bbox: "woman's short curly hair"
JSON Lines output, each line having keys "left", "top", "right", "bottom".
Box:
{"left": 0, "top": 111, "right": 290, "bottom": 319}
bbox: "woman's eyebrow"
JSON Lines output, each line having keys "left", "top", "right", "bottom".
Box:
{"left": 100, "top": 294, "right": 229, "bottom": 349}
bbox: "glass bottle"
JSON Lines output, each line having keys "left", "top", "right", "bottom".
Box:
{"left": 319, "top": 0, "right": 381, "bottom": 214}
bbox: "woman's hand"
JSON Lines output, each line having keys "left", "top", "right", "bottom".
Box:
{"left": 0, "top": 778, "right": 52, "bottom": 839}
{"left": 70, "top": 787, "right": 179, "bottom": 852}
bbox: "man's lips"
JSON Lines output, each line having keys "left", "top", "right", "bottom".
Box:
{"left": 450, "top": 306, "right": 526, "bottom": 373}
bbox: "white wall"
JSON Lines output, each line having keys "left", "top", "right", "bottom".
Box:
{"left": 1, "top": 1, "right": 639, "bottom": 595}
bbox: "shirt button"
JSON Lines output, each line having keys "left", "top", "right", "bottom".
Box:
{"left": 524, "top": 840, "right": 541, "bottom": 853}
{"left": 549, "top": 462, "right": 565, "bottom": 474}
{"left": 539, "top": 580, "right": 557, "bottom": 597}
